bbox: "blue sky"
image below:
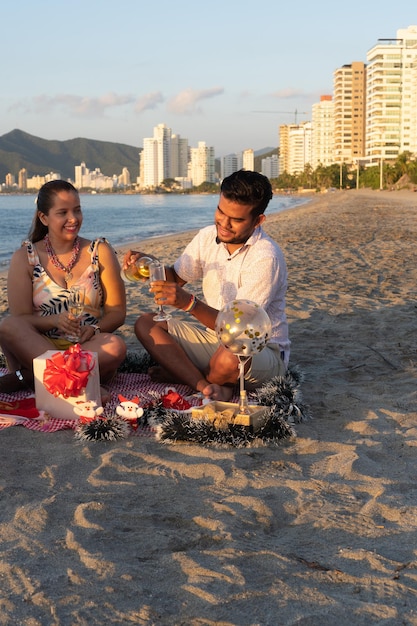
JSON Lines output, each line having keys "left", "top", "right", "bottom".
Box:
{"left": 1, "top": 0, "right": 416, "bottom": 156}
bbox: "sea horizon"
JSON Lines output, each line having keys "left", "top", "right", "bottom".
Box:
{"left": 0, "top": 192, "right": 309, "bottom": 270}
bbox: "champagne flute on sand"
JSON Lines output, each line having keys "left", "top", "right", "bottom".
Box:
{"left": 123, "top": 256, "right": 154, "bottom": 283}
{"left": 67, "top": 286, "right": 85, "bottom": 342}
{"left": 149, "top": 261, "right": 172, "bottom": 322}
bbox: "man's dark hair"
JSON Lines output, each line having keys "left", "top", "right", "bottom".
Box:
{"left": 220, "top": 170, "right": 273, "bottom": 216}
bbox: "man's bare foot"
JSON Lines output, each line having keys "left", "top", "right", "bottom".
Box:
{"left": 148, "top": 365, "right": 177, "bottom": 383}
{"left": 201, "top": 383, "right": 234, "bottom": 402}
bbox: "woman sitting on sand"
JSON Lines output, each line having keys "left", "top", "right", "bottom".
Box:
{"left": 0, "top": 179, "right": 127, "bottom": 394}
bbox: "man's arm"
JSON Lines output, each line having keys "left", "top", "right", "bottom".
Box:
{"left": 150, "top": 265, "right": 219, "bottom": 329}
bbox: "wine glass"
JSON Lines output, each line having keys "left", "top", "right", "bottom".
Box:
{"left": 67, "top": 286, "right": 86, "bottom": 342}
{"left": 149, "top": 262, "right": 172, "bottom": 322}
{"left": 123, "top": 256, "right": 154, "bottom": 283}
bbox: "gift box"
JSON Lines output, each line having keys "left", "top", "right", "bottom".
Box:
{"left": 34, "top": 345, "right": 101, "bottom": 420}
{"left": 191, "top": 401, "right": 268, "bottom": 432}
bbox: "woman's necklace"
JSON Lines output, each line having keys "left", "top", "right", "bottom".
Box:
{"left": 44, "top": 234, "right": 81, "bottom": 284}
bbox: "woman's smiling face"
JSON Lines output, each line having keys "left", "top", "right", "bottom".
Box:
{"left": 39, "top": 190, "right": 83, "bottom": 240}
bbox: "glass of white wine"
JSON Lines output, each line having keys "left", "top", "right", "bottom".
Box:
{"left": 67, "top": 286, "right": 86, "bottom": 342}
{"left": 123, "top": 256, "right": 154, "bottom": 283}
{"left": 149, "top": 262, "right": 172, "bottom": 322}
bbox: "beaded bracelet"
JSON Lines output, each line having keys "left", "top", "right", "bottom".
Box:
{"left": 183, "top": 294, "right": 197, "bottom": 313}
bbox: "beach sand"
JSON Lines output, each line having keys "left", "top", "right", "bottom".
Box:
{"left": 1, "top": 189, "right": 417, "bottom": 624}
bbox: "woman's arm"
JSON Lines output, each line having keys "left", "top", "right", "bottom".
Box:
{"left": 7, "top": 247, "right": 36, "bottom": 316}
{"left": 7, "top": 248, "right": 65, "bottom": 332}
{"left": 96, "top": 241, "right": 126, "bottom": 332}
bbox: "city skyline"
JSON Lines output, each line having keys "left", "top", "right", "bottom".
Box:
{"left": 1, "top": 1, "right": 416, "bottom": 157}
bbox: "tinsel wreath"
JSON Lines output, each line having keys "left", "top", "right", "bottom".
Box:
{"left": 154, "top": 369, "right": 311, "bottom": 448}
{"left": 74, "top": 416, "right": 130, "bottom": 442}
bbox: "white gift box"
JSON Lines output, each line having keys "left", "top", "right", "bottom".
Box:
{"left": 34, "top": 348, "right": 101, "bottom": 420}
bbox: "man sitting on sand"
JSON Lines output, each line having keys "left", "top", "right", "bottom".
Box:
{"left": 124, "top": 169, "right": 290, "bottom": 401}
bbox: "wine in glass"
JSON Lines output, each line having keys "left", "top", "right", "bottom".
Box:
{"left": 123, "top": 256, "right": 154, "bottom": 283}
{"left": 67, "top": 286, "right": 86, "bottom": 342}
{"left": 149, "top": 262, "right": 172, "bottom": 322}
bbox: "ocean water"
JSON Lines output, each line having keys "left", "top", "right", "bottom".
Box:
{"left": 0, "top": 192, "right": 307, "bottom": 269}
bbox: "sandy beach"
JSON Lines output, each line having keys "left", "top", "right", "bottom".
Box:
{"left": 1, "top": 188, "right": 417, "bottom": 625}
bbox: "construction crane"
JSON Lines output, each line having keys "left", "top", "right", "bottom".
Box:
{"left": 252, "top": 108, "right": 308, "bottom": 124}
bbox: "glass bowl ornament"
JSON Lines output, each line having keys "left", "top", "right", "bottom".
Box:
{"left": 215, "top": 300, "right": 272, "bottom": 414}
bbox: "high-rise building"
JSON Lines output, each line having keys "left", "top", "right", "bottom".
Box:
{"left": 75, "top": 162, "right": 89, "bottom": 189}
{"left": 311, "top": 95, "right": 334, "bottom": 167}
{"left": 242, "top": 149, "right": 254, "bottom": 171}
{"left": 221, "top": 154, "right": 239, "bottom": 179}
{"left": 171, "top": 134, "right": 189, "bottom": 178}
{"left": 18, "top": 168, "right": 27, "bottom": 191}
{"left": 279, "top": 122, "right": 312, "bottom": 175}
{"left": 119, "top": 167, "right": 131, "bottom": 188}
{"left": 141, "top": 123, "right": 172, "bottom": 188}
{"left": 141, "top": 124, "right": 191, "bottom": 187}
{"left": 366, "top": 25, "right": 417, "bottom": 163}
{"left": 221, "top": 149, "right": 254, "bottom": 179}
{"left": 261, "top": 155, "right": 279, "bottom": 179}
{"left": 333, "top": 62, "right": 366, "bottom": 164}
{"left": 188, "top": 141, "right": 215, "bottom": 186}
{"left": 5, "top": 173, "right": 15, "bottom": 188}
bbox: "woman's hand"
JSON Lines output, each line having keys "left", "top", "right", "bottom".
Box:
{"left": 54, "top": 311, "right": 80, "bottom": 337}
{"left": 77, "top": 324, "right": 96, "bottom": 343}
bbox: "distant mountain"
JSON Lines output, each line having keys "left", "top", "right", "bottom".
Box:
{"left": 254, "top": 148, "right": 278, "bottom": 173}
{"left": 0, "top": 129, "right": 141, "bottom": 182}
{"left": 254, "top": 147, "right": 276, "bottom": 156}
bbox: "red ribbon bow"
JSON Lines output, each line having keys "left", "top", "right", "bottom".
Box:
{"left": 43, "top": 344, "right": 95, "bottom": 398}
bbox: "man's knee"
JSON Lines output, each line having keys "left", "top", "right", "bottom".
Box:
{"left": 134, "top": 312, "right": 155, "bottom": 339}
{"left": 134, "top": 313, "right": 169, "bottom": 344}
{"left": 208, "top": 347, "right": 240, "bottom": 383}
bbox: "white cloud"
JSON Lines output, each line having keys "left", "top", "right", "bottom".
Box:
{"left": 134, "top": 92, "right": 165, "bottom": 113}
{"left": 270, "top": 88, "right": 307, "bottom": 99}
{"left": 167, "top": 87, "right": 224, "bottom": 115}
{"left": 11, "top": 92, "right": 135, "bottom": 117}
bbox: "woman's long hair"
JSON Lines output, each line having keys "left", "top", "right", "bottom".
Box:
{"left": 28, "top": 180, "right": 79, "bottom": 243}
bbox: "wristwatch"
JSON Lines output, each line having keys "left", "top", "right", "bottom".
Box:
{"left": 91, "top": 324, "right": 101, "bottom": 335}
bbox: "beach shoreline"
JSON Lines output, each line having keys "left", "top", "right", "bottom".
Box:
{"left": 2, "top": 188, "right": 417, "bottom": 623}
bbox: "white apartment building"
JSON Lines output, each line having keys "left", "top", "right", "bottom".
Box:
{"left": 311, "top": 95, "right": 334, "bottom": 167}
{"left": 141, "top": 124, "right": 190, "bottom": 187}
{"left": 141, "top": 123, "right": 172, "bottom": 187}
{"left": 171, "top": 134, "right": 189, "bottom": 178}
{"left": 366, "top": 25, "right": 417, "bottom": 163}
{"left": 140, "top": 124, "right": 215, "bottom": 188}
{"left": 261, "top": 155, "right": 279, "bottom": 179}
{"left": 26, "top": 172, "right": 60, "bottom": 190}
{"left": 74, "top": 162, "right": 116, "bottom": 191}
{"left": 118, "top": 167, "right": 131, "bottom": 188}
{"left": 5, "top": 173, "right": 15, "bottom": 187}
{"left": 221, "top": 153, "right": 239, "bottom": 179}
{"left": 221, "top": 149, "right": 254, "bottom": 179}
{"left": 279, "top": 122, "right": 313, "bottom": 175}
{"left": 75, "top": 162, "right": 89, "bottom": 189}
{"left": 18, "top": 168, "right": 27, "bottom": 190}
{"left": 188, "top": 141, "right": 215, "bottom": 186}
{"left": 242, "top": 149, "right": 254, "bottom": 171}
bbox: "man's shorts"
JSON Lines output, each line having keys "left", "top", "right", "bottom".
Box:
{"left": 167, "top": 318, "right": 286, "bottom": 389}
